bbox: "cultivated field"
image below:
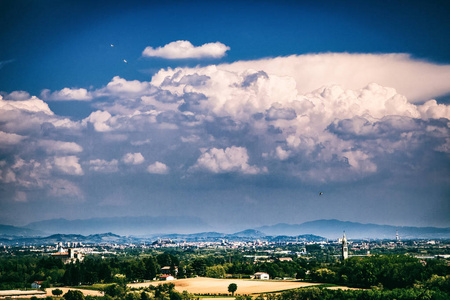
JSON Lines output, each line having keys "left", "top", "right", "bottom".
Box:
{"left": 129, "top": 277, "right": 320, "bottom": 295}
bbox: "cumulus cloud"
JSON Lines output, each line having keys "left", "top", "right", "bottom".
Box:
{"left": 2, "top": 91, "right": 31, "bottom": 100}
{"left": 122, "top": 152, "right": 145, "bottom": 165}
{"left": 147, "top": 161, "right": 169, "bottom": 174}
{"left": 0, "top": 52, "right": 449, "bottom": 203}
{"left": 53, "top": 156, "right": 84, "bottom": 175}
{"left": 82, "top": 110, "right": 113, "bottom": 132}
{"left": 88, "top": 159, "right": 119, "bottom": 173}
{"left": 0, "top": 95, "right": 54, "bottom": 115}
{"left": 192, "top": 146, "right": 264, "bottom": 174}
{"left": 0, "top": 131, "right": 26, "bottom": 147}
{"left": 142, "top": 40, "right": 230, "bottom": 59}
{"left": 96, "top": 76, "right": 156, "bottom": 98}
{"left": 203, "top": 53, "right": 450, "bottom": 103}
{"left": 40, "top": 88, "right": 93, "bottom": 101}
{"left": 38, "top": 140, "right": 83, "bottom": 154}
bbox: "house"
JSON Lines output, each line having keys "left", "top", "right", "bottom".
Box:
{"left": 278, "top": 257, "right": 292, "bottom": 262}
{"left": 161, "top": 266, "right": 178, "bottom": 275}
{"left": 254, "top": 272, "right": 270, "bottom": 280}
{"left": 159, "top": 275, "right": 175, "bottom": 281}
{"left": 31, "top": 281, "right": 43, "bottom": 289}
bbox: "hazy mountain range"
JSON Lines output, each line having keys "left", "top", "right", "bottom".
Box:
{"left": 1, "top": 217, "right": 449, "bottom": 240}
{"left": 256, "top": 220, "right": 450, "bottom": 239}
{"left": 24, "top": 216, "right": 209, "bottom": 236}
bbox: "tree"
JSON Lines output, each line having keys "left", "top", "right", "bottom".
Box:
{"left": 206, "top": 265, "right": 226, "bottom": 278}
{"left": 228, "top": 283, "right": 237, "bottom": 296}
{"left": 63, "top": 290, "right": 85, "bottom": 300}
{"left": 104, "top": 284, "right": 126, "bottom": 298}
{"left": 52, "top": 289, "right": 64, "bottom": 297}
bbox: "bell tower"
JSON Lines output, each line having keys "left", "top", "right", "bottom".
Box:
{"left": 342, "top": 232, "right": 348, "bottom": 260}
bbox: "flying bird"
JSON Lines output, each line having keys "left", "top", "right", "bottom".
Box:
{"left": 123, "top": 59, "right": 128, "bottom": 64}
{"left": 319, "top": 192, "right": 323, "bottom": 196}
{"left": 110, "top": 44, "right": 115, "bottom": 47}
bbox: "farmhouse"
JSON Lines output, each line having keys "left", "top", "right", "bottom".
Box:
{"left": 159, "top": 275, "right": 175, "bottom": 281}
{"left": 161, "top": 266, "right": 178, "bottom": 275}
{"left": 254, "top": 272, "right": 270, "bottom": 280}
{"left": 31, "top": 281, "right": 43, "bottom": 289}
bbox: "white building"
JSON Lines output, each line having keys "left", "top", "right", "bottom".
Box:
{"left": 254, "top": 272, "right": 270, "bottom": 280}
{"left": 159, "top": 275, "right": 175, "bottom": 281}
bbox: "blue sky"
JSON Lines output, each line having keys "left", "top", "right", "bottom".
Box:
{"left": 0, "top": 0, "right": 449, "bottom": 232}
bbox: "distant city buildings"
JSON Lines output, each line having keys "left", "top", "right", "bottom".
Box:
{"left": 51, "top": 248, "right": 84, "bottom": 264}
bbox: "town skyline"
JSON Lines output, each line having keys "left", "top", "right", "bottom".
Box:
{"left": 0, "top": 0, "right": 449, "bottom": 230}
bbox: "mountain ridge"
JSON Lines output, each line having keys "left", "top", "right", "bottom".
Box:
{"left": 255, "top": 219, "right": 450, "bottom": 239}
{"left": 2, "top": 218, "right": 448, "bottom": 240}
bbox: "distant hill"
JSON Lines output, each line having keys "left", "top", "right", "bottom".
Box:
{"left": 256, "top": 219, "right": 450, "bottom": 239}
{"left": 267, "top": 234, "right": 327, "bottom": 243}
{"left": 25, "top": 216, "right": 210, "bottom": 236}
{"left": 0, "top": 232, "right": 138, "bottom": 246}
{"left": 0, "top": 224, "right": 45, "bottom": 237}
{"left": 154, "top": 230, "right": 326, "bottom": 243}
{"left": 233, "top": 229, "right": 266, "bottom": 238}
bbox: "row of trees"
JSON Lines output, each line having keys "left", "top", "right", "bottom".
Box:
{"left": 309, "top": 255, "right": 449, "bottom": 289}
{"left": 1, "top": 248, "right": 449, "bottom": 293}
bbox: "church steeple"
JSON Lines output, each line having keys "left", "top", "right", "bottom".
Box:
{"left": 342, "top": 231, "right": 348, "bottom": 260}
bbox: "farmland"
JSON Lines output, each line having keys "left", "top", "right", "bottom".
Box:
{"left": 129, "top": 277, "right": 320, "bottom": 295}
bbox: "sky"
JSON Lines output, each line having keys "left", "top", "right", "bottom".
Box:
{"left": 0, "top": 0, "right": 449, "bottom": 232}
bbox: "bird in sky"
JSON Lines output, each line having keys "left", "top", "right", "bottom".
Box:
{"left": 319, "top": 192, "right": 323, "bottom": 196}
{"left": 110, "top": 44, "right": 115, "bottom": 47}
{"left": 123, "top": 59, "right": 128, "bottom": 64}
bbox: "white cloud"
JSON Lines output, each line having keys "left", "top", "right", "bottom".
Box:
{"left": 40, "top": 88, "right": 93, "bottom": 101}
{"left": 418, "top": 100, "right": 450, "bottom": 120}
{"left": 122, "top": 152, "right": 145, "bottom": 165}
{"left": 131, "top": 139, "right": 151, "bottom": 146}
{"left": 0, "top": 95, "right": 54, "bottom": 115}
{"left": 88, "top": 159, "right": 119, "bottom": 173}
{"left": 3, "top": 91, "right": 30, "bottom": 100}
{"left": 1, "top": 52, "right": 449, "bottom": 199}
{"left": 82, "top": 110, "right": 113, "bottom": 132}
{"left": 38, "top": 140, "right": 83, "bottom": 154}
{"left": 147, "top": 161, "right": 169, "bottom": 174}
{"left": 0, "top": 131, "right": 26, "bottom": 147}
{"left": 275, "top": 146, "right": 291, "bottom": 160}
{"left": 53, "top": 156, "right": 84, "bottom": 175}
{"left": 96, "top": 76, "right": 155, "bottom": 98}
{"left": 156, "top": 53, "right": 450, "bottom": 103}
{"left": 192, "top": 146, "right": 264, "bottom": 174}
{"left": 142, "top": 40, "right": 230, "bottom": 59}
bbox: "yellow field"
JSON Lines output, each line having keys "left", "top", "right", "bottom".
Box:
{"left": 128, "top": 277, "right": 320, "bottom": 295}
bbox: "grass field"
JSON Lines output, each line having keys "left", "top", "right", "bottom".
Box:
{"left": 46, "top": 287, "right": 104, "bottom": 297}
{"left": 128, "top": 277, "right": 320, "bottom": 295}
